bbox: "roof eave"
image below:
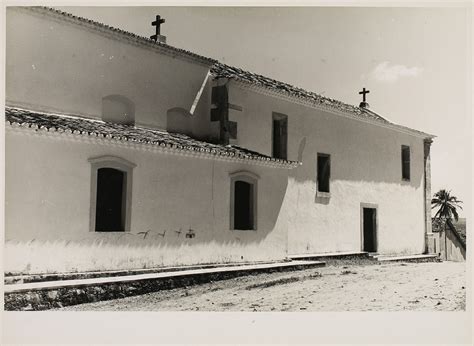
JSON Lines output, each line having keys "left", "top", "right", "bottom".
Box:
{"left": 5, "top": 107, "right": 299, "bottom": 169}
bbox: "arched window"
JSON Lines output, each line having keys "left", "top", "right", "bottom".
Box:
{"left": 102, "top": 95, "right": 135, "bottom": 125}
{"left": 229, "top": 171, "right": 259, "bottom": 231}
{"left": 88, "top": 156, "right": 136, "bottom": 232}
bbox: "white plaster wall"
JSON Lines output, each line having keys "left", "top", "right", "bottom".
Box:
{"left": 5, "top": 131, "right": 289, "bottom": 274}
{"left": 227, "top": 84, "right": 427, "bottom": 256}
{"left": 6, "top": 8, "right": 213, "bottom": 137}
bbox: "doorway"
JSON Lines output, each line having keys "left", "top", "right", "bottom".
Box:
{"left": 362, "top": 207, "right": 377, "bottom": 252}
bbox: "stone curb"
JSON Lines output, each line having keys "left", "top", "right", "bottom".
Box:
{"left": 4, "top": 261, "right": 324, "bottom": 311}
{"left": 376, "top": 254, "right": 440, "bottom": 263}
{"left": 5, "top": 260, "right": 283, "bottom": 285}
{"left": 289, "top": 252, "right": 371, "bottom": 261}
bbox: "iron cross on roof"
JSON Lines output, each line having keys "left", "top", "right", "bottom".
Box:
{"left": 150, "top": 15, "right": 165, "bottom": 41}
{"left": 359, "top": 87, "right": 370, "bottom": 102}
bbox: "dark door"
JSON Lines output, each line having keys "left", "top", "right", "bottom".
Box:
{"left": 363, "top": 208, "right": 377, "bottom": 252}
{"left": 95, "top": 168, "right": 125, "bottom": 231}
{"left": 234, "top": 180, "right": 253, "bottom": 230}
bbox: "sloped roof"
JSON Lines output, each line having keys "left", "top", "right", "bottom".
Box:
{"left": 211, "top": 63, "right": 435, "bottom": 139}
{"left": 17, "top": 6, "right": 434, "bottom": 140}
{"left": 211, "top": 63, "right": 387, "bottom": 123}
{"left": 5, "top": 107, "right": 300, "bottom": 168}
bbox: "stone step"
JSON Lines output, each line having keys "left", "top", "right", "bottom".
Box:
{"left": 288, "top": 251, "right": 370, "bottom": 261}
{"left": 376, "top": 254, "right": 439, "bottom": 262}
{"left": 4, "top": 259, "right": 325, "bottom": 311}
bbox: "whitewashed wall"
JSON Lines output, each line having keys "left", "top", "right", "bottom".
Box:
{"left": 4, "top": 7, "right": 429, "bottom": 275}
{"left": 227, "top": 83, "right": 426, "bottom": 256}
{"left": 5, "top": 131, "right": 290, "bottom": 274}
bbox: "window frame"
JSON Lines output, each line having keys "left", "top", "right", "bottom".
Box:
{"left": 229, "top": 171, "right": 259, "bottom": 231}
{"left": 316, "top": 153, "right": 331, "bottom": 197}
{"left": 401, "top": 145, "right": 411, "bottom": 181}
{"left": 88, "top": 155, "right": 136, "bottom": 232}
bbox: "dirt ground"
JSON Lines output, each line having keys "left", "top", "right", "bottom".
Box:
{"left": 58, "top": 260, "right": 466, "bottom": 311}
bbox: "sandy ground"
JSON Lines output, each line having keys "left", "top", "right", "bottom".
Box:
{"left": 58, "top": 261, "right": 466, "bottom": 311}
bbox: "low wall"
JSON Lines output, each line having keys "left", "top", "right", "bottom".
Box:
{"left": 4, "top": 261, "right": 324, "bottom": 311}
{"left": 432, "top": 219, "right": 466, "bottom": 262}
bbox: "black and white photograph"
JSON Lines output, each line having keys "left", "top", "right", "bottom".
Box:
{"left": 1, "top": 1, "right": 471, "bottom": 344}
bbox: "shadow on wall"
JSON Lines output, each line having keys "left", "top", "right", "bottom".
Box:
{"left": 290, "top": 111, "right": 424, "bottom": 190}
{"left": 166, "top": 107, "right": 194, "bottom": 136}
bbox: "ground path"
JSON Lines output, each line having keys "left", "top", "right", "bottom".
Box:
{"left": 58, "top": 261, "right": 465, "bottom": 311}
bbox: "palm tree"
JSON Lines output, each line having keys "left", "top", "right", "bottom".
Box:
{"left": 431, "top": 189, "right": 463, "bottom": 259}
{"left": 431, "top": 189, "right": 463, "bottom": 222}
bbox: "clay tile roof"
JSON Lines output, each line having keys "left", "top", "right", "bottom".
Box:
{"left": 210, "top": 63, "right": 387, "bottom": 122}
{"left": 5, "top": 107, "right": 300, "bottom": 168}
{"left": 210, "top": 63, "right": 435, "bottom": 139}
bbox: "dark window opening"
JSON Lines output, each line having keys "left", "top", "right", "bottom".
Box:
{"left": 363, "top": 208, "right": 377, "bottom": 252}
{"left": 272, "top": 114, "right": 288, "bottom": 160}
{"left": 234, "top": 180, "right": 254, "bottom": 230}
{"left": 95, "top": 168, "right": 126, "bottom": 232}
{"left": 402, "top": 145, "right": 410, "bottom": 181}
{"left": 317, "top": 153, "right": 331, "bottom": 193}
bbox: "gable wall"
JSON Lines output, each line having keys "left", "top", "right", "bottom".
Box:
{"left": 227, "top": 83, "right": 426, "bottom": 255}
{"left": 6, "top": 8, "right": 213, "bottom": 137}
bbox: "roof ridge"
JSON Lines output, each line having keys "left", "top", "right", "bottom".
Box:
{"left": 210, "top": 62, "right": 370, "bottom": 116}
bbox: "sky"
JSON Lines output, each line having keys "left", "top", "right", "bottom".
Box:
{"left": 56, "top": 5, "right": 472, "bottom": 216}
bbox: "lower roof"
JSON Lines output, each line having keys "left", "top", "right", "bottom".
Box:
{"left": 5, "top": 107, "right": 300, "bottom": 169}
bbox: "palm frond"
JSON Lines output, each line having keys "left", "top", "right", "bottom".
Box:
{"left": 431, "top": 189, "right": 463, "bottom": 222}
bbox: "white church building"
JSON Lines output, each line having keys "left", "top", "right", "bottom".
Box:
{"left": 5, "top": 7, "right": 436, "bottom": 275}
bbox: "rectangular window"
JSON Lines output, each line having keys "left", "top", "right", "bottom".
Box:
{"left": 272, "top": 113, "right": 288, "bottom": 160}
{"left": 401, "top": 145, "right": 410, "bottom": 181}
{"left": 317, "top": 153, "right": 331, "bottom": 193}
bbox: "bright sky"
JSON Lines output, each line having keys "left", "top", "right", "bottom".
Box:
{"left": 57, "top": 5, "right": 472, "bottom": 216}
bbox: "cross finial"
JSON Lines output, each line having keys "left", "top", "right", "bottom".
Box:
{"left": 359, "top": 87, "right": 370, "bottom": 102}
{"left": 150, "top": 15, "right": 166, "bottom": 41}
{"left": 358, "top": 87, "right": 370, "bottom": 108}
